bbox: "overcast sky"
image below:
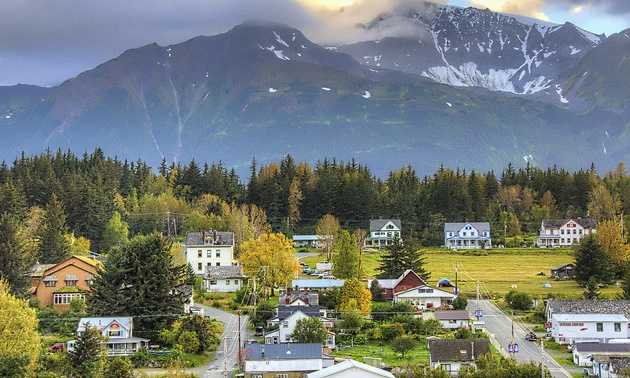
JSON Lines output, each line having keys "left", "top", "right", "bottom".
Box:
{"left": 1, "top": 0, "right": 628, "bottom": 87}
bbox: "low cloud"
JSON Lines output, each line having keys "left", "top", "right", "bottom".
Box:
{"left": 469, "top": 0, "right": 550, "bottom": 21}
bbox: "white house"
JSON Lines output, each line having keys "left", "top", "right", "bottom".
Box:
{"left": 444, "top": 222, "right": 492, "bottom": 250}
{"left": 428, "top": 339, "right": 491, "bottom": 376}
{"left": 204, "top": 265, "right": 247, "bottom": 292}
{"left": 265, "top": 310, "right": 336, "bottom": 349}
{"left": 394, "top": 285, "right": 457, "bottom": 310}
{"left": 536, "top": 216, "right": 597, "bottom": 247}
{"left": 573, "top": 343, "right": 630, "bottom": 367}
{"left": 68, "top": 317, "right": 149, "bottom": 356}
{"left": 550, "top": 314, "right": 629, "bottom": 345}
{"left": 183, "top": 229, "right": 235, "bottom": 275}
{"left": 306, "top": 359, "right": 395, "bottom": 378}
{"left": 243, "top": 343, "right": 334, "bottom": 378}
{"left": 294, "top": 235, "right": 321, "bottom": 248}
{"left": 368, "top": 219, "right": 401, "bottom": 249}
{"left": 434, "top": 310, "right": 470, "bottom": 329}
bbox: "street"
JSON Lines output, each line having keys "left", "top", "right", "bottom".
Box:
{"left": 192, "top": 303, "right": 250, "bottom": 378}
{"left": 468, "top": 299, "right": 572, "bottom": 378}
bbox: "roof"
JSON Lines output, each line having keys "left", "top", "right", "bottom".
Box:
{"left": 185, "top": 229, "right": 234, "bottom": 246}
{"left": 292, "top": 279, "right": 345, "bottom": 289}
{"left": 204, "top": 265, "right": 247, "bottom": 279}
{"left": 542, "top": 217, "right": 597, "bottom": 229}
{"left": 306, "top": 359, "right": 395, "bottom": 378}
{"left": 293, "top": 235, "right": 320, "bottom": 241}
{"left": 548, "top": 300, "right": 630, "bottom": 318}
{"left": 245, "top": 343, "right": 323, "bottom": 360}
{"left": 434, "top": 310, "right": 470, "bottom": 321}
{"left": 551, "top": 264, "right": 574, "bottom": 271}
{"left": 444, "top": 222, "right": 491, "bottom": 233}
{"left": 574, "top": 343, "right": 630, "bottom": 353}
{"left": 554, "top": 313, "right": 629, "bottom": 322}
{"left": 371, "top": 270, "right": 427, "bottom": 290}
{"left": 55, "top": 286, "right": 87, "bottom": 293}
{"left": 395, "top": 285, "right": 457, "bottom": 299}
{"left": 369, "top": 219, "right": 402, "bottom": 232}
{"left": 74, "top": 255, "right": 101, "bottom": 267}
{"left": 277, "top": 305, "right": 321, "bottom": 320}
{"left": 429, "top": 339, "right": 490, "bottom": 362}
{"left": 77, "top": 317, "right": 132, "bottom": 333}
{"left": 280, "top": 290, "right": 319, "bottom": 306}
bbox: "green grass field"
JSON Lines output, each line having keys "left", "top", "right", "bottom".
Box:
{"left": 299, "top": 247, "right": 622, "bottom": 299}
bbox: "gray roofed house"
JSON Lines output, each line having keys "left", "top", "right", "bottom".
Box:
{"left": 203, "top": 265, "right": 246, "bottom": 293}
{"left": 184, "top": 229, "right": 236, "bottom": 275}
{"left": 537, "top": 216, "right": 597, "bottom": 247}
{"left": 573, "top": 342, "right": 630, "bottom": 366}
{"left": 434, "top": 310, "right": 470, "bottom": 329}
{"left": 429, "top": 339, "right": 491, "bottom": 375}
{"left": 368, "top": 218, "right": 402, "bottom": 249}
{"left": 444, "top": 222, "right": 492, "bottom": 250}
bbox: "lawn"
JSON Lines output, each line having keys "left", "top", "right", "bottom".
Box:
{"left": 297, "top": 247, "right": 622, "bottom": 299}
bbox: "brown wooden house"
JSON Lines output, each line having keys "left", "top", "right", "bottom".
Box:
{"left": 31, "top": 255, "right": 101, "bottom": 309}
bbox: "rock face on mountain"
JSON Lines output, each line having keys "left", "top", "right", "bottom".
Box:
{"left": 0, "top": 10, "right": 627, "bottom": 178}
{"left": 337, "top": 2, "right": 606, "bottom": 107}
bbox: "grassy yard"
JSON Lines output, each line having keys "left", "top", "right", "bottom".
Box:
{"left": 298, "top": 247, "right": 622, "bottom": 299}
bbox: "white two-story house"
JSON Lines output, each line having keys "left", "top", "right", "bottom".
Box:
{"left": 536, "top": 216, "right": 597, "bottom": 247}
{"left": 68, "top": 317, "right": 149, "bottom": 356}
{"left": 368, "top": 218, "right": 402, "bottom": 249}
{"left": 444, "top": 222, "right": 492, "bottom": 250}
{"left": 183, "top": 229, "right": 236, "bottom": 275}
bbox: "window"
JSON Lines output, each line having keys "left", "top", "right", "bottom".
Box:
{"left": 207, "top": 250, "right": 211, "bottom": 257}
{"left": 66, "top": 280, "right": 77, "bottom": 286}
{"left": 198, "top": 250, "right": 202, "bottom": 257}
{"left": 109, "top": 330, "right": 121, "bottom": 337}
{"left": 216, "top": 250, "right": 221, "bottom": 258}
{"left": 615, "top": 323, "right": 622, "bottom": 332}
{"left": 579, "top": 229, "right": 583, "bottom": 235}
{"left": 198, "top": 263, "right": 202, "bottom": 271}
{"left": 210, "top": 280, "right": 217, "bottom": 285}
{"left": 285, "top": 334, "right": 290, "bottom": 341}
{"left": 561, "top": 238, "right": 565, "bottom": 243}
{"left": 573, "top": 229, "right": 576, "bottom": 234}
{"left": 276, "top": 375, "right": 288, "bottom": 378}
{"left": 216, "top": 262, "right": 220, "bottom": 266}
{"left": 45, "top": 280, "right": 57, "bottom": 287}
{"left": 597, "top": 323, "right": 604, "bottom": 332}
{"left": 282, "top": 321, "right": 288, "bottom": 328}
{"left": 561, "top": 229, "right": 565, "bottom": 235}
{"left": 252, "top": 375, "right": 263, "bottom": 378}
{"left": 226, "top": 280, "right": 230, "bottom": 285}
{"left": 440, "top": 364, "right": 451, "bottom": 372}
{"left": 53, "top": 293, "right": 84, "bottom": 305}
{"left": 463, "top": 232, "right": 467, "bottom": 236}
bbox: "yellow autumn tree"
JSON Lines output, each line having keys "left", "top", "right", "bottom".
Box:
{"left": 339, "top": 278, "right": 372, "bottom": 316}
{"left": 0, "top": 279, "right": 41, "bottom": 372}
{"left": 597, "top": 220, "right": 630, "bottom": 269}
{"left": 238, "top": 233, "right": 299, "bottom": 296}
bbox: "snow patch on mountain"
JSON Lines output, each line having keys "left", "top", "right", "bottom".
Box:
{"left": 273, "top": 31, "right": 289, "bottom": 47}
{"left": 362, "top": 91, "right": 371, "bottom": 98}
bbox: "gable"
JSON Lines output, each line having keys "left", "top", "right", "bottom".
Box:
{"left": 370, "top": 219, "right": 402, "bottom": 232}
{"left": 394, "top": 270, "right": 427, "bottom": 292}
{"left": 44, "top": 257, "right": 99, "bottom": 278}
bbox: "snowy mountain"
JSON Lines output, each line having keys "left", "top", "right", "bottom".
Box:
{"left": 0, "top": 17, "right": 627, "bottom": 178}
{"left": 336, "top": 2, "right": 605, "bottom": 107}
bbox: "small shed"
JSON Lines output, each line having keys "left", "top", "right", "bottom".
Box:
{"left": 437, "top": 278, "right": 453, "bottom": 287}
{"left": 551, "top": 264, "right": 574, "bottom": 279}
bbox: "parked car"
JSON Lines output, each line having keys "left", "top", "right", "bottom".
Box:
{"left": 302, "top": 265, "right": 310, "bottom": 273}
{"left": 525, "top": 332, "right": 537, "bottom": 341}
{"left": 48, "top": 342, "right": 66, "bottom": 351}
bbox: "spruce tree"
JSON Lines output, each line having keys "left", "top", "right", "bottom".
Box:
{"left": 377, "top": 234, "right": 430, "bottom": 281}
{"left": 0, "top": 214, "right": 34, "bottom": 298}
{"left": 574, "top": 234, "right": 614, "bottom": 286}
{"left": 333, "top": 230, "right": 361, "bottom": 279}
{"left": 38, "top": 194, "right": 71, "bottom": 264}
{"left": 87, "top": 232, "right": 194, "bottom": 339}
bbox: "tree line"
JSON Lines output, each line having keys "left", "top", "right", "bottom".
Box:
{"left": 1, "top": 149, "right": 629, "bottom": 290}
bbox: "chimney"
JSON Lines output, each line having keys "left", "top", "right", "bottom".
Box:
{"left": 286, "top": 298, "right": 290, "bottom": 305}
{"left": 261, "top": 346, "right": 265, "bottom": 357}
{"left": 295, "top": 285, "right": 299, "bottom": 291}
{"left": 287, "top": 287, "right": 291, "bottom": 294}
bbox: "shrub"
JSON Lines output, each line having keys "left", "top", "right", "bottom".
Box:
{"left": 382, "top": 323, "right": 404, "bottom": 341}
{"left": 176, "top": 331, "right": 200, "bottom": 354}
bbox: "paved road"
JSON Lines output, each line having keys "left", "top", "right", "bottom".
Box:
{"left": 191, "top": 303, "right": 250, "bottom": 378}
{"left": 468, "top": 300, "right": 572, "bottom": 378}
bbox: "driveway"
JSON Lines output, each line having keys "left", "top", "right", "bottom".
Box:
{"left": 468, "top": 300, "right": 572, "bottom": 378}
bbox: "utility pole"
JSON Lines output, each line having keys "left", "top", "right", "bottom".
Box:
{"left": 511, "top": 312, "right": 515, "bottom": 357}
{"left": 474, "top": 281, "right": 482, "bottom": 320}
{"left": 253, "top": 277, "right": 257, "bottom": 318}
{"left": 454, "top": 262, "right": 459, "bottom": 295}
{"left": 541, "top": 338, "right": 545, "bottom": 378}
{"left": 223, "top": 336, "right": 229, "bottom": 378}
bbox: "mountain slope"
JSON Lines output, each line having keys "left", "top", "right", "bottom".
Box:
{"left": 336, "top": 2, "right": 604, "bottom": 108}
{"left": 0, "top": 21, "right": 626, "bottom": 177}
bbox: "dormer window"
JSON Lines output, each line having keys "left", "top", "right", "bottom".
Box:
{"left": 65, "top": 274, "right": 78, "bottom": 287}
{"left": 43, "top": 275, "right": 58, "bottom": 287}
{"left": 108, "top": 323, "right": 121, "bottom": 337}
